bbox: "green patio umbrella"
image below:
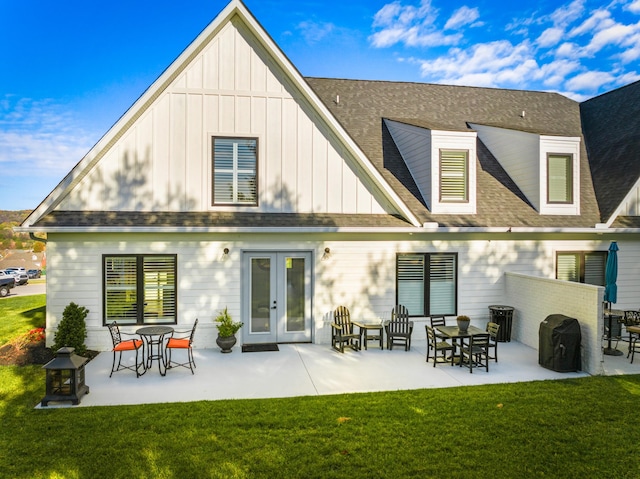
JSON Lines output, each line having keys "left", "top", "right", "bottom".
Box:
{"left": 603, "top": 241, "right": 621, "bottom": 356}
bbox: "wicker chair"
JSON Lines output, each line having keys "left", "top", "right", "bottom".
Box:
{"left": 331, "top": 306, "right": 361, "bottom": 353}
{"left": 108, "top": 321, "right": 145, "bottom": 377}
{"left": 166, "top": 318, "right": 198, "bottom": 374}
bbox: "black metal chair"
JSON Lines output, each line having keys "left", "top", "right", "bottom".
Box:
{"left": 108, "top": 321, "right": 145, "bottom": 377}
{"left": 384, "top": 305, "right": 414, "bottom": 351}
{"left": 460, "top": 333, "right": 490, "bottom": 373}
{"left": 486, "top": 322, "right": 500, "bottom": 362}
{"left": 166, "top": 318, "right": 198, "bottom": 374}
{"left": 623, "top": 311, "right": 640, "bottom": 357}
{"left": 331, "top": 306, "right": 361, "bottom": 353}
{"left": 426, "top": 325, "right": 454, "bottom": 367}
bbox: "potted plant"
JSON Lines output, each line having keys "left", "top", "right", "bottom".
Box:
{"left": 456, "top": 315, "right": 470, "bottom": 333}
{"left": 215, "top": 307, "right": 243, "bottom": 353}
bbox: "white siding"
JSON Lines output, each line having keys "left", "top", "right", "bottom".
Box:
{"left": 57, "top": 17, "right": 390, "bottom": 216}
{"left": 45, "top": 232, "right": 640, "bottom": 351}
{"left": 471, "top": 124, "right": 540, "bottom": 209}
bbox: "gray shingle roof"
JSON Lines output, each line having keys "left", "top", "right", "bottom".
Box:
{"left": 580, "top": 80, "right": 640, "bottom": 222}
{"left": 306, "top": 77, "right": 602, "bottom": 228}
{"left": 33, "top": 211, "right": 413, "bottom": 229}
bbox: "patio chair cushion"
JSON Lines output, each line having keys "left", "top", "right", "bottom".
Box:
{"left": 167, "top": 337, "right": 190, "bottom": 349}
{"left": 114, "top": 339, "right": 143, "bottom": 351}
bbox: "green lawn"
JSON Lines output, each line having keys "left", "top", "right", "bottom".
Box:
{"left": 2, "top": 296, "right": 640, "bottom": 478}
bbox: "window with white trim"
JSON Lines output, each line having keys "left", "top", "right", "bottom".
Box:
{"left": 103, "top": 255, "right": 177, "bottom": 325}
{"left": 556, "top": 251, "right": 606, "bottom": 285}
{"left": 547, "top": 154, "right": 573, "bottom": 204}
{"left": 397, "top": 253, "right": 457, "bottom": 316}
{"left": 213, "top": 137, "right": 258, "bottom": 205}
{"left": 440, "top": 150, "right": 468, "bottom": 203}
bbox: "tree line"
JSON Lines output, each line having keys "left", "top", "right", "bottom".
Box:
{"left": 0, "top": 210, "right": 45, "bottom": 251}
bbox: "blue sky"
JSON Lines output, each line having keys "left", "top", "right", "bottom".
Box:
{"left": 2, "top": 0, "right": 640, "bottom": 211}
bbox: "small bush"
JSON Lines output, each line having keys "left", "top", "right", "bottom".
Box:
{"left": 53, "top": 302, "right": 89, "bottom": 355}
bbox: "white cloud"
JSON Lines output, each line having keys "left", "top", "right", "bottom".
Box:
{"left": 369, "top": 0, "right": 462, "bottom": 47}
{"left": 296, "top": 21, "right": 336, "bottom": 44}
{"left": 568, "top": 9, "right": 613, "bottom": 37}
{"left": 444, "top": 6, "right": 480, "bottom": 30}
{"left": 565, "top": 70, "right": 615, "bottom": 91}
{"left": 627, "top": 0, "right": 640, "bottom": 14}
{"left": 0, "top": 96, "right": 95, "bottom": 177}
{"left": 537, "top": 27, "right": 564, "bottom": 48}
{"left": 538, "top": 59, "right": 582, "bottom": 87}
{"left": 550, "top": 0, "right": 585, "bottom": 27}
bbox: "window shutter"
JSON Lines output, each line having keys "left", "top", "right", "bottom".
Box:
{"left": 397, "top": 255, "right": 425, "bottom": 316}
{"left": 105, "top": 257, "right": 138, "bottom": 324}
{"left": 440, "top": 150, "right": 468, "bottom": 202}
{"left": 429, "top": 254, "right": 456, "bottom": 315}
{"left": 143, "top": 256, "right": 176, "bottom": 323}
{"left": 557, "top": 253, "right": 579, "bottom": 282}
{"left": 584, "top": 252, "right": 605, "bottom": 286}
{"left": 548, "top": 154, "right": 572, "bottom": 203}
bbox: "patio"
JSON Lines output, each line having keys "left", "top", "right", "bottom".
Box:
{"left": 56, "top": 338, "right": 618, "bottom": 408}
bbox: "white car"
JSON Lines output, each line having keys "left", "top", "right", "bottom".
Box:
{"left": 3, "top": 268, "right": 28, "bottom": 286}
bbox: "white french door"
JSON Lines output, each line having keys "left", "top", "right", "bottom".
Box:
{"left": 242, "top": 251, "right": 312, "bottom": 343}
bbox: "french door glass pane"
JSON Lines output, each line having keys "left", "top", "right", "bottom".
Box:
{"left": 250, "top": 258, "right": 271, "bottom": 333}
{"left": 285, "top": 258, "right": 305, "bottom": 332}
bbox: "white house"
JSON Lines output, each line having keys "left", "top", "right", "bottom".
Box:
{"left": 18, "top": 0, "right": 640, "bottom": 359}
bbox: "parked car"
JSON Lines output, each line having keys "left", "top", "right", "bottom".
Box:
{"left": 3, "top": 268, "right": 28, "bottom": 285}
{"left": 0, "top": 272, "right": 16, "bottom": 297}
{"left": 27, "top": 269, "right": 42, "bottom": 279}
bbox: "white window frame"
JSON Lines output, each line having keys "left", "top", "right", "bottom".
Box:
{"left": 540, "top": 136, "right": 580, "bottom": 215}
{"left": 212, "top": 137, "right": 258, "bottom": 206}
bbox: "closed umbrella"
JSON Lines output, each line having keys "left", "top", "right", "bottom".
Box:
{"left": 604, "top": 241, "right": 621, "bottom": 356}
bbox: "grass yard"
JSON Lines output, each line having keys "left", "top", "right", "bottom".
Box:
{"left": 2, "top": 296, "right": 640, "bottom": 478}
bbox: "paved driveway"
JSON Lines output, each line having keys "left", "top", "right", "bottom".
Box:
{"left": 5, "top": 280, "right": 46, "bottom": 297}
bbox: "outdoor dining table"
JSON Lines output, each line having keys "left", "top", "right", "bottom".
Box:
{"left": 136, "top": 325, "right": 174, "bottom": 376}
{"left": 436, "top": 325, "right": 487, "bottom": 365}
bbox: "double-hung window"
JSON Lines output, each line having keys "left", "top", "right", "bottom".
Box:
{"left": 547, "top": 154, "right": 573, "bottom": 204}
{"left": 556, "top": 251, "right": 606, "bottom": 285}
{"left": 103, "top": 255, "right": 177, "bottom": 325}
{"left": 440, "top": 150, "right": 468, "bottom": 203}
{"left": 213, "top": 137, "right": 258, "bottom": 205}
{"left": 396, "top": 253, "right": 457, "bottom": 316}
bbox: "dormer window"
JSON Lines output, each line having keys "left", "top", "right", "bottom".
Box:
{"left": 440, "top": 150, "right": 468, "bottom": 203}
{"left": 547, "top": 154, "right": 573, "bottom": 204}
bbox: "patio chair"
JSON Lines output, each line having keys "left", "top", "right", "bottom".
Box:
{"left": 108, "top": 321, "right": 145, "bottom": 377}
{"left": 331, "top": 306, "right": 361, "bottom": 353}
{"left": 486, "top": 322, "right": 500, "bottom": 362}
{"left": 623, "top": 311, "right": 640, "bottom": 357}
{"left": 429, "top": 315, "right": 449, "bottom": 340}
{"left": 166, "top": 318, "right": 198, "bottom": 374}
{"left": 425, "top": 325, "right": 454, "bottom": 367}
{"left": 384, "top": 305, "right": 414, "bottom": 351}
{"left": 460, "top": 333, "right": 490, "bottom": 373}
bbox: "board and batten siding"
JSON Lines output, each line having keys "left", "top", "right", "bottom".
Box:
{"left": 57, "top": 17, "right": 390, "bottom": 216}
{"left": 44, "top": 233, "right": 640, "bottom": 351}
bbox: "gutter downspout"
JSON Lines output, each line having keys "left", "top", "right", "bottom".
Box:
{"left": 29, "top": 233, "right": 47, "bottom": 244}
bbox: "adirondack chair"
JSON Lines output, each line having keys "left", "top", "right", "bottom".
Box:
{"left": 331, "top": 306, "right": 361, "bottom": 353}
{"left": 385, "top": 305, "right": 414, "bottom": 351}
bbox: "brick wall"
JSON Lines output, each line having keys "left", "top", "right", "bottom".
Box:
{"left": 505, "top": 272, "right": 604, "bottom": 375}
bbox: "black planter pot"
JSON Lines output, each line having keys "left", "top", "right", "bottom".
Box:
{"left": 216, "top": 334, "right": 237, "bottom": 353}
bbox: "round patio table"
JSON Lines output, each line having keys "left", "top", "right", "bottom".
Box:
{"left": 136, "top": 326, "right": 174, "bottom": 376}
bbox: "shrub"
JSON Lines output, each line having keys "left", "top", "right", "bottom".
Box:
{"left": 53, "top": 302, "right": 89, "bottom": 355}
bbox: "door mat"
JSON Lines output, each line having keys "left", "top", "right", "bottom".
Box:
{"left": 242, "top": 343, "right": 279, "bottom": 353}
